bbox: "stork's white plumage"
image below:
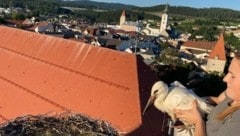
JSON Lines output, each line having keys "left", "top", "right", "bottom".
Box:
{"left": 143, "top": 81, "right": 212, "bottom": 136}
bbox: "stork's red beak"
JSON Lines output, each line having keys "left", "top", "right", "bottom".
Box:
{"left": 142, "top": 96, "right": 155, "bottom": 116}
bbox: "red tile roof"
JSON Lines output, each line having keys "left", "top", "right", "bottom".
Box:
{"left": 208, "top": 34, "right": 226, "bottom": 60}
{"left": 182, "top": 40, "right": 216, "bottom": 50}
{"left": 0, "top": 26, "right": 167, "bottom": 135}
{"left": 6, "top": 19, "right": 24, "bottom": 25}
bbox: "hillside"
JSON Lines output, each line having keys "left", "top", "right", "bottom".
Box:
{"left": 140, "top": 5, "right": 240, "bottom": 19}
{"left": 61, "top": 1, "right": 240, "bottom": 21}
{"left": 61, "top": 0, "right": 137, "bottom": 10}
{"left": 1, "top": 0, "right": 240, "bottom": 22}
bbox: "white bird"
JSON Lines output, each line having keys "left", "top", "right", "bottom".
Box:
{"left": 143, "top": 80, "right": 212, "bottom": 136}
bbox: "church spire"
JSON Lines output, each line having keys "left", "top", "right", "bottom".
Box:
{"left": 120, "top": 10, "right": 126, "bottom": 26}
{"left": 163, "top": 3, "right": 169, "bottom": 13}
{"left": 160, "top": 3, "right": 169, "bottom": 34}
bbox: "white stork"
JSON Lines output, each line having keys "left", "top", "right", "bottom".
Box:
{"left": 143, "top": 81, "right": 212, "bottom": 136}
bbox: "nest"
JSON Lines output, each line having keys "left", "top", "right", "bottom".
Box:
{"left": 0, "top": 113, "right": 119, "bottom": 136}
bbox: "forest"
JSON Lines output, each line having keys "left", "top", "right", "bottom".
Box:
{"left": 0, "top": 0, "right": 240, "bottom": 23}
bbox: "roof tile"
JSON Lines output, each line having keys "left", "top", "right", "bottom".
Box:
{"left": 0, "top": 26, "right": 166, "bottom": 135}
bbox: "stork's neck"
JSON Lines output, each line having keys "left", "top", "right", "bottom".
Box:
{"left": 162, "top": 91, "right": 169, "bottom": 101}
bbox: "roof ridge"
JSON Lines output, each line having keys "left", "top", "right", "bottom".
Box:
{"left": 0, "top": 45, "right": 130, "bottom": 91}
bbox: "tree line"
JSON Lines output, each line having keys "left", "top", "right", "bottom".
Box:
{"left": 1, "top": 0, "right": 240, "bottom": 22}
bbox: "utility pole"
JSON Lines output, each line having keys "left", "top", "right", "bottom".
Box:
{"left": 134, "top": 38, "right": 137, "bottom": 54}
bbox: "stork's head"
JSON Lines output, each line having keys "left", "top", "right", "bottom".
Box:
{"left": 142, "top": 81, "right": 169, "bottom": 115}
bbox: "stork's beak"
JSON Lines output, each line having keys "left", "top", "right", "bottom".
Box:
{"left": 142, "top": 95, "right": 155, "bottom": 116}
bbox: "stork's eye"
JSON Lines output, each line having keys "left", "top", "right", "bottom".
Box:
{"left": 153, "top": 90, "right": 158, "bottom": 95}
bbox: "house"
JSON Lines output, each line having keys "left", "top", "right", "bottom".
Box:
{"left": 5, "top": 19, "right": 24, "bottom": 27}
{"left": 82, "top": 27, "right": 98, "bottom": 36}
{"left": 22, "top": 18, "right": 34, "bottom": 28}
{"left": 180, "top": 40, "right": 216, "bottom": 59}
{"left": 102, "top": 38, "right": 123, "bottom": 49}
{"left": 180, "top": 35, "right": 226, "bottom": 73}
{"left": 34, "top": 21, "right": 54, "bottom": 33}
{"left": 117, "top": 39, "right": 159, "bottom": 54}
{"left": 142, "top": 24, "right": 161, "bottom": 36}
{"left": 0, "top": 26, "right": 168, "bottom": 136}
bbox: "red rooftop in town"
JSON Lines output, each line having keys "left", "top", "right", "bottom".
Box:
{"left": 0, "top": 26, "right": 168, "bottom": 135}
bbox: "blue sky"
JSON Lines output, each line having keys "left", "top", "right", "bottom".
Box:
{"left": 92, "top": 0, "right": 240, "bottom": 11}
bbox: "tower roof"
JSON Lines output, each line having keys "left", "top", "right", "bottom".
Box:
{"left": 208, "top": 34, "right": 226, "bottom": 60}
{"left": 0, "top": 26, "right": 167, "bottom": 135}
{"left": 163, "top": 4, "right": 169, "bottom": 13}
{"left": 121, "top": 10, "right": 126, "bottom": 16}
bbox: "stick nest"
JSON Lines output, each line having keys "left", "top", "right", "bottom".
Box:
{"left": 0, "top": 113, "right": 119, "bottom": 136}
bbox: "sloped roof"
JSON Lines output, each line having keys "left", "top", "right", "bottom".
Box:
{"left": 208, "top": 34, "right": 226, "bottom": 60}
{"left": 22, "top": 19, "right": 34, "bottom": 25}
{"left": 6, "top": 19, "right": 24, "bottom": 25}
{"left": 182, "top": 40, "right": 216, "bottom": 50}
{"left": 0, "top": 26, "right": 167, "bottom": 135}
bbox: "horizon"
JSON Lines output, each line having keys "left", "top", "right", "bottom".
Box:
{"left": 91, "top": 0, "right": 240, "bottom": 11}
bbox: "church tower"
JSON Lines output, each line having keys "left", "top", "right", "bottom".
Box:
{"left": 120, "top": 10, "right": 126, "bottom": 26}
{"left": 206, "top": 34, "right": 226, "bottom": 73}
{"left": 160, "top": 4, "right": 169, "bottom": 33}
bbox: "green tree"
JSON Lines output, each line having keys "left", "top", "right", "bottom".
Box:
{"left": 12, "top": 12, "right": 25, "bottom": 20}
{"left": 202, "top": 26, "right": 218, "bottom": 41}
{"left": 0, "top": 17, "right": 7, "bottom": 24}
{"left": 225, "top": 33, "right": 240, "bottom": 50}
{"left": 157, "top": 47, "right": 182, "bottom": 65}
